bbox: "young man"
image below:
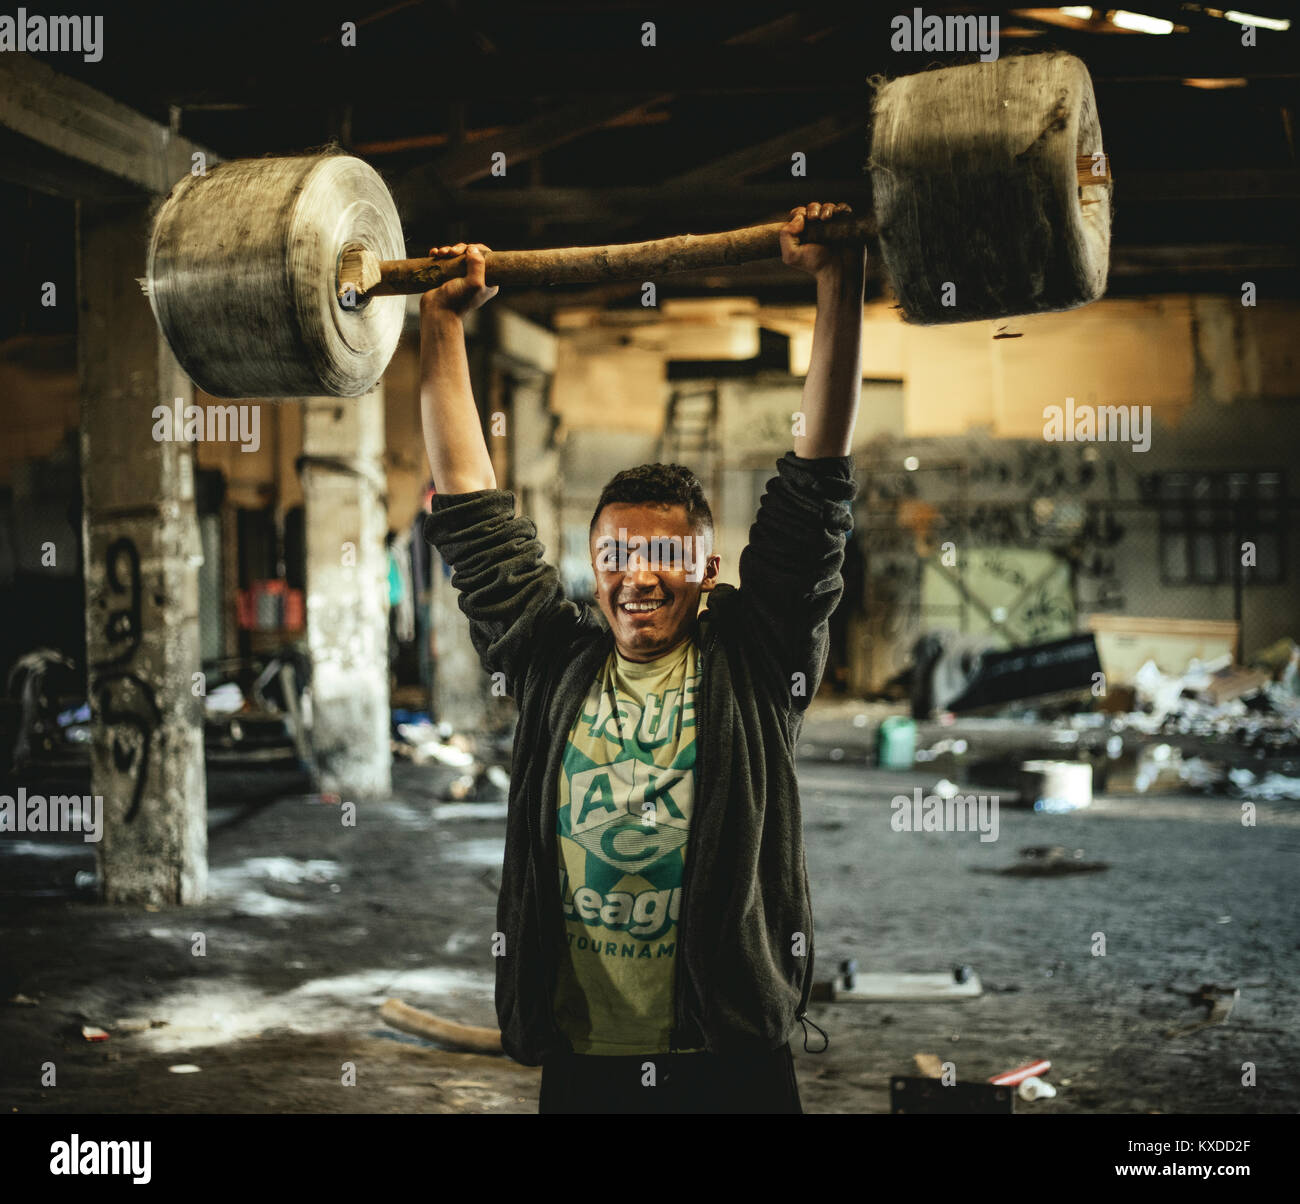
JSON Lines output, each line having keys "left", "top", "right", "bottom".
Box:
{"left": 420, "top": 203, "right": 864, "bottom": 1114}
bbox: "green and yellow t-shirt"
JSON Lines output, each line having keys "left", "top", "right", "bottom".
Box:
{"left": 553, "top": 636, "right": 700, "bottom": 1055}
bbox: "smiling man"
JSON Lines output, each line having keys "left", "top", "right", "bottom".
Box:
{"left": 419, "top": 202, "right": 864, "bottom": 1114}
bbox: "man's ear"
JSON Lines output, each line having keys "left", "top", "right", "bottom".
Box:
{"left": 699, "top": 553, "right": 722, "bottom": 592}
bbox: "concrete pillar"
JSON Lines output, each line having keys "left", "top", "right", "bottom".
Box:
{"left": 431, "top": 548, "right": 489, "bottom": 730}
{"left": 301, "top": 391, "right": 391, "bottom": 798}
{"left": 78, "top": 200, "right": 207, "bottom": 905}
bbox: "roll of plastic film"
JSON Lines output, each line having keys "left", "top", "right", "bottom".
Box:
{"left": 147, "top": 154, "right": 406, "bottom": 398}
{"left": 869, "top": 51, "right": 1111, "bottom": 325}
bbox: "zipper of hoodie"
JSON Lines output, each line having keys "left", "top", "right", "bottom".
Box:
{"left": 542, "top": 635, "right": 612, "bottom": 1053}
{"left": 670, "top": 621, "right": 709, "bottom": 1053}
{"left": 794, "top": 702, "right": 825, "bottom": 1050}
{"left": 532, "top": 657, "right": 566, "bottom": 1051}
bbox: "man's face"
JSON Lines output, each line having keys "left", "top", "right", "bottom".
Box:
{"left": 590, "top": 502, "right": 720, "bottom": 662}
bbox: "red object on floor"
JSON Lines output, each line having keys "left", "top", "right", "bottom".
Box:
{"left": 989, "top": 1059, "right": 1051, "bottom": 1086}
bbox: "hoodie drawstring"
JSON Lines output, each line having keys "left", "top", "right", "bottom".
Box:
{"left": 798, "top": 1012, "right": 829, "bottom": 1053}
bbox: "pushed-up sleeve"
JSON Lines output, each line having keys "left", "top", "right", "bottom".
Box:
{"left": 422, "top": 489, "right": 587, "bottom": 696}
{"left": 736, "top": 452, "right": 857, "bottom": 711}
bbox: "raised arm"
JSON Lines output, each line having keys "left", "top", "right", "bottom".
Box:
{"left": 419, "top": 244, "right": 593, "bottom": 695}
{"left": 781, "top": 202, "right": 866, "bottom": 458}
{"left": 733, "top": 203, "right": 864, "bottom": 710}
{"left": 420, "top": 241, "right": 500, "bottom": 494}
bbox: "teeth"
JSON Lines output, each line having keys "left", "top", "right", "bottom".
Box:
{"left": 622, "top": 600, "right": 665, "bottom": 612}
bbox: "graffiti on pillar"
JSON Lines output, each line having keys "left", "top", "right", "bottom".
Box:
{"left": 89, "top": 537, "right": 161, "bottom": 823}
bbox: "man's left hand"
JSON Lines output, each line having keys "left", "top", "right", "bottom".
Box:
{"left": 779, "top": 202, "right": 866, "bottom": 279}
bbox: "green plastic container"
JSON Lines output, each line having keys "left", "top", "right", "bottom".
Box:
{"left": 876, "top": 717, "right": 917, "bottom": 769}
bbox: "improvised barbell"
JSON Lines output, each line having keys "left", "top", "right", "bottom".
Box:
{"left": 146, "top": 50, "right": 1111, "bottom": 400}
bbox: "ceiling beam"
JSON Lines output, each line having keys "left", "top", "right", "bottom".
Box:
{"left": 139, "top": 34, "right": 1297, "bottom": 107}
{"left": 412, "top": 169, "right": 1298, "bottom": 235}
{"left": 670, "top": 109, "right": 865, "bottom": 188}
{"left": 406, "top": 93, "right": 672, "bottom": 191}
{"left": 437, "top": 180, "right": 873, "bottom": 226}
{"left": 393, "top": 93, "right": 672, "bottom": 221}
{"left": 393, "top": 11, "right": 833, "bottom": 210}
{"left": 0, "top": 54, "right": 213, "bottom": 196}
{"left": 1107, "top": 243, "right": 1299, "bottom": 274}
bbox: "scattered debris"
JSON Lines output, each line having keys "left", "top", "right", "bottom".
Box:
{"left": 433, "top": 802, "right": 509, "bottom": 821}
{"left": 379, "top": 998, "right": 503, "bottom": 1054}
{"left": 290, "top": 793, "right": 342, "bottom": 806}
{"left": 1017, "top": 1076, "right": 1057, "bottom": 1101}
{"left": 1228, "top": 769, "right": 1300, "bottom": 801}
{"left": 979, "top": 846, "right": 1109, "bottom": 877}
{"left": 1201, "top": 665, "right": 1271, "bottom": 705}
{"left": 989, "top": 1058, "right": 1051, "bottom": 1087}
{"left": 876, "top": 716, "right": 917, "bottom": 768}
{"left": 914, "top": 1052, "right": 945, "bottom": 1078}
{"left": 112, "top": 1019, "right": 163, "bottom": 1034}
{"left": 80, "top": 1025, "right": 109, "bottom": 1042}
{"left": 1018, "top": 759, "right": 1092, "bottom": 811}
{"left": 444, "top": 773, "right": 478, "bottom": 800}
{"left": 1165, "top": 983, "right": 1239, "bottom": 1039}
{"left": 438, "top": 764, "right": 509, "bottom": 802}
{"left": 395, "top": 721, "right": 475, "bottom": 767}
{"left": 944, "top": 634, "right": 1102, "bottom": 715}
{"left": 896, "top": 629, "right": 1300, "bottom": 801}
{"left": 914, "top": 737, "right": 968, "bottom": 762}
{"left": 835, "top": 970, "right": 983, "bottom": 1002}
{"left": 203, "top": 681, "right": 245, "bottom": 715}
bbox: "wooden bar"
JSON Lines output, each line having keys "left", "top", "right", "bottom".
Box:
{"left": 363, "top": 213, "right": 878, "bottom": 297}
{"left": 1077, "top": 153, "right": 1113, "bottom": 186}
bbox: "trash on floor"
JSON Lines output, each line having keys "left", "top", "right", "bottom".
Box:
{"left": 833, "top": 968, "right": 983, "bottom": 1003}
{"left": 876, "top": 716, "right": 917, "bottom": 768}
{"left": 203, "top": 681, "right": 245, "bottom": 715}
{"left": 378, "top": 997, "right": 503, "bottom": 1054}
{"left": 395, "top": 720, "right": 475, "bottom": 768}
{"left": 1017, "top": 1075, "right": 1057, "bottom": 1101}
{"left": 979, "top": 846, "right": 1109, "bottom": 877}
{"left": 112, "top": 1018, "right": 166, "bottom": 1034}
{"left": 1017, "top": 759, "right": 1092, "bottom": 811}
{"left": 944, "top": 634, "right": 1103, "bottom": 715}
{"left": 1165, "top": 983, "right": 1239, "bottom": 1039}
{"left": 989, "top": 1057, "right": 1051, "bottom": 1086}
{"left": 914, "top": 1052, "right": 945, "bottom": 1078}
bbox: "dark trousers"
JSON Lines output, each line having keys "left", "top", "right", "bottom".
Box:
{"left": 539, "top": 1044, "right": 802, "bottom": 1114}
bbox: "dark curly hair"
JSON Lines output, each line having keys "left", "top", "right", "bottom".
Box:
{"left": 589, "top": 463, "right": 714, "bottom": 538}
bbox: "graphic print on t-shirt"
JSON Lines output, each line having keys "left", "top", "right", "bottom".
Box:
{"left": 554, "top": 637, "right": 699, "bottom": 1054}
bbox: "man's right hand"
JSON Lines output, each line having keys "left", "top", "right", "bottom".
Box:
{"left": 420, "top": 242, "right": 499, "bottom": 319}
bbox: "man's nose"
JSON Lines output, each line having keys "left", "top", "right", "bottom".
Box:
{"left": 624, "top": 555, "right": 658, "bottom": 587}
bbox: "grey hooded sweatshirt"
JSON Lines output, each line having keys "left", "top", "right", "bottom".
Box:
{"left": 421, "top": 451, "right": 856, "bottom": 1065}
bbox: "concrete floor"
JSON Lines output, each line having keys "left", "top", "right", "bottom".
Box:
{"left": 2, "top": 703, "right": 1297, "bottom": 1115}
